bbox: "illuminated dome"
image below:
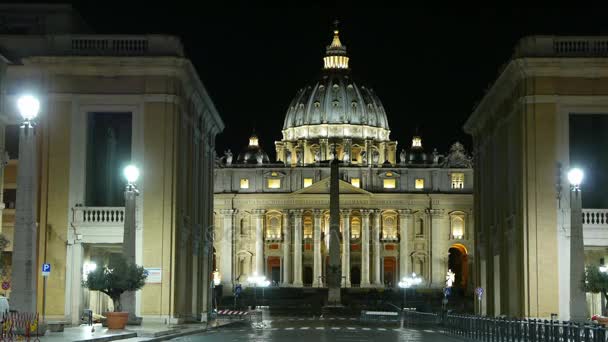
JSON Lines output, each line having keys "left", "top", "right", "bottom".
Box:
{"left": 237, "top": 132, "right": 270, "bottom": 164}
{"left": 281, "top": 28, "right": 390, "bottom": 142}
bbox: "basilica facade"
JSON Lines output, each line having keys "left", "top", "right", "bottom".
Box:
{"left": 214, "top": 28, "right": 474, "bottom": 294}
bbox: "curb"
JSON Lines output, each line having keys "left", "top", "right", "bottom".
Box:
{"left": 135, "top": 321, "right": 243, "bottom": 342}
{"left": 73, "top": 332, "right": 138, "bottom": 342}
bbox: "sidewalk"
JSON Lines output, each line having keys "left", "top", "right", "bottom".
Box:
{"left": 35, "top": 319, "right": 236, "bottom": 342}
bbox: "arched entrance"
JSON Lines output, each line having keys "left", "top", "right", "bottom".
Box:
{"left": 383, "top": 257, "right": 396, "bottom": 287}
{"left": 351, "top": 266, "right": 361, "bottom": 286}
{"left": 303, "top": 266, "right": 313, "bottom": 286}
{"left": 267, "top": 256, "right": 281, "bottom": 284}
{"left": 448, "top": 244, "right": 468, "bottom": 293}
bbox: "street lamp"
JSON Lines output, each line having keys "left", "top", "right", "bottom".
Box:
{"left": 122, "top": 164, "right": 140, "bottom": 322}
{"left": 398, "top": 273, "right": 422, "bottom": 328}
{"left": 568, "top": 167, "right": 588, "bottom": 322}
{"left": 11, "top": 94, "right": 40, "bottom": 314}
{"left": 247, "top": 272, "right": 270, "bottom": 309}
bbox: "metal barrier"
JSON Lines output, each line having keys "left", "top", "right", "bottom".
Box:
{"left": 0, "top": 312, "right": 42, "bottom": 341}
{"left": 216, "top": 309, "right": 262, "bottom": 325}
{"left": 404, "top": 311, "right": 608, "bottom": 342}
{"left": 360, "top": 310, "right": 401, "bottom": 323}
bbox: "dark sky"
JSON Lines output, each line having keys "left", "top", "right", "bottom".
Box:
{"left": 63, "top": 5, "right": 608, "bottom": 159}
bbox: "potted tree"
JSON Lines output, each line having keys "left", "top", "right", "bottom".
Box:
{"left": 583, "top": 265, "right": 608, "bottom": 324}
{"left": 83, "top": 254, "right": 147, "bottom": 329}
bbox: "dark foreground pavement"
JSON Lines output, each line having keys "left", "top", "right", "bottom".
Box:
{"left": 170, "top": 315, "right": 466, "bottom": 342}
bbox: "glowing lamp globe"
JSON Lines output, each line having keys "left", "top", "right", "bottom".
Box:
{"left": 567, "top": 168, "right": 584, "bottom": 187}
{"left": 17, "top": 95, "right": 40, "bottom": 121}
{"left": 124, "top": 165, "right": 140, "bottom": 184}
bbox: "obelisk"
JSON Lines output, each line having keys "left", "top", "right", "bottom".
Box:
{"left": 327, "top": 149, "right": 342, "bottom": 305}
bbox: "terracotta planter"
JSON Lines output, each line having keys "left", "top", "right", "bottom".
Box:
{"left": 105, "top": 312, "right": 128, "bottom": 330}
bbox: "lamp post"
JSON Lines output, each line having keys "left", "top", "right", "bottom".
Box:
{"left": 11, "top": 95, "right": 39, "bottom": 314}
{"left": 568, "top": 168, "right": 588, "bottom": 322}
{"left": 122, "top": 165, "right": 140, "bottom": 322}
{"left": 247, "top": 272, "right": 270, "bottom": 309}
{"left": 398, "top": 273, "right": 422, "bottom": 328}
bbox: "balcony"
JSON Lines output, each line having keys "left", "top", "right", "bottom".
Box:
{"left": 583, "top": 209, "right": 608, "bottom": 246}
{"left": 71, "top": 206, "right": 125, "bottom": 243}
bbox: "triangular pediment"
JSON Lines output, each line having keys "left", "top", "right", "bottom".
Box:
{"left": 292, "top": 177, "right": 372, "bottom": 195}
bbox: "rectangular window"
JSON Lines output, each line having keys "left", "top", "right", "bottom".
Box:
{"left": 303, "top": 178, "right": 313, "bottom": 187}
{"left": 383, "top": 179, "right": 396, "bottom": 189}
{"left": 3, "top": 188, "right": 16, "bottom": 209}
{"left": 351, "top": 178, "right": 360, "bottom": 188}
{"left": 4, "top": 125, "right": 19, "bottom": 159}
{"left": 85, "top": 112, "right": 132, "bottom": 206}
{"left": 415, "top": 178, "right": 424, "bottom": 189}
{"left": 267, "top": 178, "right": 281, "bottom": 189}
{"left": 240, "top": 178, "right": 249, "bottom": 189}
{"left": 451, "top": 173, "right": 464, "bottom": 189}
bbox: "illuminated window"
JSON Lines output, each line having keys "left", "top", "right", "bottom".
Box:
{"left": 351, "top": 217, "right": 361, "bottom": 239}
{"left": 386, "top": 172, "right": 393, "bottom": 177}
{"left": 412, "top": 136, "right": 422, "bottom": 148}
{"left": 415, "top": 179, "right": 424, "bottom": 189}
{"left": 383, "top": 179, "right": 396, "bottom": 189}
{"left": 240, "top": 178, "right": 249, "bottom": 189}
{"left": 382, "top": 215, "right": 397, "bottom": 239}
{"left": 303, "top": 178, "right": 313, "bottom": 187}
{"left": 303, "top": 216, "right": 313, "bottom": 239}
{"left": 451, "top": 173, "right": 464, "bottom": 189}
{"left": 266, "top": 216, "right": 281, "bottom": 240}
{"left": 351, "top": 178, "right": 360, "bottom": 188}
{"left": 267, "top": 179, "right": 281, "bottom": 189}
{"left": 451, "top": 214, "right": 465, "bottom": 239}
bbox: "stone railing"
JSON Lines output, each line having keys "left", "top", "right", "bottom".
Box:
{"left": 514, "top": 36, "right": 608, "bottom": 58}
{"left": 72, "top": 206, "right": 125, "bottom": 227}
{"left": 0, "top": 34, "right": 184, "bottom": 58}
{"left": 583, "top": 209, "right": 608, "bottom": 228}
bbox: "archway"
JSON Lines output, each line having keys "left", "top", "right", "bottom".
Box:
{"left": 267, "top": 256, "right": 281, "bottom": 284}
{"left": 448, "top": 244, "right": 468, "bottom": 293}
{"left": 351, "top": 266, "right": 361, "bottom": 286}
{"left": 303, "top": 266, "right": 313, "bottom": 286}
{"left": 383, "top": 257, "right": 396, "bottom": 287}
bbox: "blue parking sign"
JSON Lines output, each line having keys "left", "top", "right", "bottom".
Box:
{"left": 42, "top": 263, "right": 51, "bottom": 277}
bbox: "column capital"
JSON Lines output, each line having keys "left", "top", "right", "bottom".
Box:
{"left": 312, "top": 209, "right": 324, "bottom": 217}
{"left": 360, "top": 209, "right": 371, "bottom": 217}
{"left": 425, "top": 208, "right": 444, "bottom": 218}
{"left": 251, "top": 209, "right": 266, "bottom": 216}
{"left": 219, "top": 209, "right": 236, "bottom": 216}
{"left": 398, "top": 209, "right": 413, "bottom": 217}
{"left": 290, "top": 209, "right": 304, "bottom": 218}
{"left": 340, "top": 209, "right": 352, "bottom": 217}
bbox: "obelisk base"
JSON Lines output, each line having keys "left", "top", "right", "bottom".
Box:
{"left": 327, "top": 288, "right": 341, "bottom": 306}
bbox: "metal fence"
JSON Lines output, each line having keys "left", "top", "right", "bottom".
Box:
{"left": 404, "top": 311, "right": 608, "bottom": 342}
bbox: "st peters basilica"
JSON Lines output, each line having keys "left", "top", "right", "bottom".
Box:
{"left": 213, "top": 28, "right": 474, "bottom": 294}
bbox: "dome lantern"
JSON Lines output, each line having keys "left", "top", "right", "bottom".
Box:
{"left": 323, "top": 20, "right": 349, "bottom": 70}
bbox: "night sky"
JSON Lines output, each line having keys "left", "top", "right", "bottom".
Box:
{"left": 57, "top": 5, "right": 608, "bottom": 159}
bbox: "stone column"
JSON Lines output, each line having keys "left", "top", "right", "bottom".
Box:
{"left": 10, "top": 123, "right": 37, "bottom": 313}
{"left": 219, "top": 209, "right": 236, "bottom": 293}
{"left": 252, "top": 209, "right": 266, "bottom": 276}
{"left": 122, "top": 184, "right": 139, "bottom": 320}
{"left": 313, "top": 209, "right": 323, "bottom": 287}
{"left": 341, "top": 209, "right": 351, "bottom": 287}
{"left": 292, "top": 210, "right": 304, "bottom": 287}
{"left": 360, "top": 210, "right": 371, "bottom": 287}
{"left": 570, "top": 188, "right": 588, "bottom": 321}
{"left": 398, "top": 209, "right": 412, "bottom": 280}
{"left": 282, "top": 212, "right": 291, "bottom": 286}
{"left": 372, "top": 210, "right": 382, "bottom": 286}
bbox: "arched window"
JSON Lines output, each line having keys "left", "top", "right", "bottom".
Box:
{"left": 266, "top": 216, "right": 282, "bottom": 240}
{"left": 382, "top": 214, "right": 397, "bottom": 240}
{"left": 351, "top": 217, "right": 361, "bottom": 239}
{"left": 303, "top": 215, "right": 313, "bottom": 239}
{"left": 416, "top": 218, "right": 424, "bottom": 236}
{"left": 240, "top": 218, "right": 247, "bottom": 235}
{"left": 450, "top": 214, "right": 465, "bottom": 240}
